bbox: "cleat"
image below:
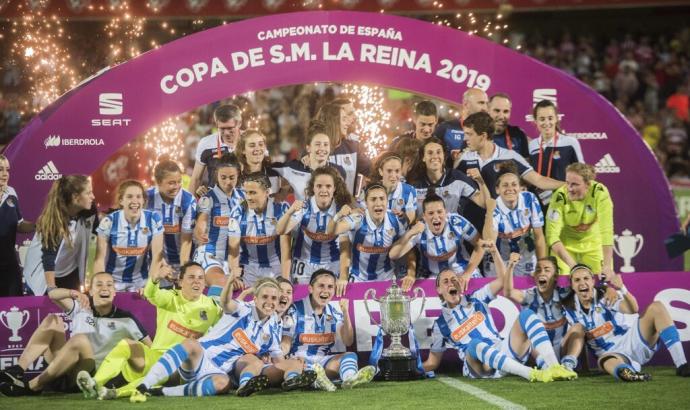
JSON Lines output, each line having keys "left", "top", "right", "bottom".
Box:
{"left": 529, "top": 368, "right": 553, "bottom": 383}
{"left": 77, "top": 370, "right": 98, "bottom": 399}
{"left": 0, "top": 365, "right": 24, "bottom": 385}
{"left": 617, "top": 367, "right": 651, "bottom": 382}
{"left": 677, "top": 363, "right": 690, "bottom": 377}
{"left": 97, "top": 387, "right": 117, "bottom": 401}
{"left": 312, "top": 364, "right": 336, "bottom": 392}
{"left": 548, "top": 364, "right": 578, "bottom": 381}
{"left": 148, "top": 386, "right": 164, "bottom": 396}
{"left": 281, "top": 370, "right": 317, "bottom": 391}
{"left": 236, "top": 375, "right": 269, "bottom": 397}
{"left": 0, "top": 380, "right": 40, "bottom": 397}
{"left": 342, "top": 365, "right": 376, "bottom": 389}
{"left": 129, "top": 389, "right": 148, "bottom": 403}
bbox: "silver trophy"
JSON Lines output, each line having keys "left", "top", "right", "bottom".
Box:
{"left": 364, "top": 281, "right": 426, "bottom": 379}
{"left": 0, "top": 306, "right": 30, "bottom": 342}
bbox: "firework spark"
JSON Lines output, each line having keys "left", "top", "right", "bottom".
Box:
{"left": 104, "top": 1, "right": 146, "bottom": 64}
{"left": 8, "top": 2, "right": 78, "bottom": 113}
{"left": 141, "top": 117, "right": 186, "bottom": 182}
{"left": 344, "top": 84, "right": 391, "bottom": 159}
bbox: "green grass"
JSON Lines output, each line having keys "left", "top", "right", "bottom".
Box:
{"left": 3, "top": 367, "right": 689, "bottom": 409}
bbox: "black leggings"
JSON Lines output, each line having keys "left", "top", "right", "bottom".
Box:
{"left": 54, "top": 268, "right": 81, "bottom": 291}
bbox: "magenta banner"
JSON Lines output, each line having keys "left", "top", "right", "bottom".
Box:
{"left": 4, "top": 11, "right": 680, "bottom": 271}
{"left": 1, "top": 272, "right": 689, "bottom": 371}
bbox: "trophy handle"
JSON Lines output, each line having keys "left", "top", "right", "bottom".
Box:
{"left": 363, "top": 289, "right": 379, "bottom": 326}
{"left": 411, "top": 287, "right": 427, "bottom": 323}
{"left": 634, "top": 234, "right": 644, "bottom": 256}
{"left": 21, "top": 310, "right": 30, "bottom": 328}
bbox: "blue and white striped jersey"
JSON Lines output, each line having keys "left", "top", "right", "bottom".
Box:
{"left": 146, "top": 187, "right": 196, "bottom": 267}
{"left": 284, "top": 297, "right": 344, "bottom": 359}
{"left": 488, "top": 191, "right": 544, "bottom": 276}
{"left": 228, "top": 198, "right": 289, "bottom": 268}
{"left": 563, "top": 293, "right": 631, "bottom": 357}
{"left": 410, "top": 213, "right": 478, "bottom": 278}
{"left": 197, "top": 186, "right": 244, "bottom": 260}
{"left": 345, "top": 210, "right": 405, "bottom": 282}
{"left": 521, "top": 286, "right": 571, "bottom": 351}
{"left": 290, "top": 197, "right": 341, "bottom": 265}
{"left": 387, "top": 182, "right": 417, "bottom": 218}
{"left": 199, "top": 301, "right": 282, "bottom": 372}
{"left": 430, "top": 284, "right": 502, "bottom": 360}
{"left": 96, "top": 209, "right": 164, "bottom": 284}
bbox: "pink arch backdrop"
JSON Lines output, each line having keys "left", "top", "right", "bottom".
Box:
{"left": 4, "top": 11, "right": 681, "bottom": 271}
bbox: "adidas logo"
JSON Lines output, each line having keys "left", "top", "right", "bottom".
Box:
{"left": 44, "top": 135, "right": 60, "bottom": 148}
{"left": 595, "top": 154, "right": 620, "bottom": 173}
{"left": 35, "top": 161, "right": 62, "bottom": 181}
{"left": 99, "top": 93, "right": 123, "bottom": 115}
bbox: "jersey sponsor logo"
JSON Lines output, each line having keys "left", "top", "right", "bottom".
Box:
{"left": 232, "top": 328, "right": 260, "bottom": 354}
{"left": 167, "top": 320, "right": 204, "bottom": 339}
{"left": 163, "top": 224, "right": 181, "bottom": 234}
{"left": 497, "top": 225, "right": 531, "bottom": 240}
{"left": 34, "top": 161, "right": 62, "bottom": 181}
{"left": 242, "top": 235, "right": 279, "bottom": 245}
{"left": 451, "top": 311, "right": 485, "bottom": 341}
{"left": 356, "top": 244, "right": 391, "bottom": 254}
{"left": 299, "top": 332, "right": 336, "bottom": 345}
{"left": 542, "top": 316, "right": 567, "bottom": 330}
{"left": 424, "top": 249, "right": 455, "bottom": 262}
{"left": 213, "top": 216, "right": 230, "bottom": 227}
{"left": 595, "top": 154, "right": 620, "bottom": 173}
{"left": 302, "top": 228, "right": 336, "bottom": 242}
{"left": 112, "top": 246, "right": 147, "bottom": 256}
{"left": 586, "top": 321, "right": 613, "bottom": 340}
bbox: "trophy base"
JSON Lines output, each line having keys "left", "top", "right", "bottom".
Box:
{"left": 376, "top": 356, "right": 422, "bottom": 381}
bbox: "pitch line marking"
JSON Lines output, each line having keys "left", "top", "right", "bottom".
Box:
{"left": 437, "top": 376, "right": 527, "bottom": 410}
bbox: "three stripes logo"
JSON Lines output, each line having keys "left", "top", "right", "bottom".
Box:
{"left": 99, "top": 93, "right": 123, "bottom": 115}
{"left": 35, "top": 161, "right": 62, "bottom": 181}
{"left": 44, "top": 135, "right": 60, "bottom": 148}
{"left": 595, "top": 153, "right": 620, "bottom": 174}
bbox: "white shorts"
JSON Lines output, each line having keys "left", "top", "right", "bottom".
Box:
{"left": 114, "top": 278, "right": 146, "bottom": 292}
{"left": 597, "top": 319, "right": 657, "bottom": 372}
{"left": 178, "top": 347, "right": 230, "bottom": 383}
{"left": 242, "top": 264, "right": 281, "bottom": 287}
{"left": 193, "top": 251, "right": 229, "bottom": 275}
{"left": 292, "top": 353, "right": 340, "bottom": 369}
{"left": 462, "top": 335, "right": 531, "bottom": 379}
{"left": 291, "top": 259, "right": 340, "bottom": 285}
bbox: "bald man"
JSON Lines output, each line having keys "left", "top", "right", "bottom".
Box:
{"left": 433, "top": 88, "right": 488, "bottom": 167}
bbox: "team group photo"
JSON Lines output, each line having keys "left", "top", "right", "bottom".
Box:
{"left": 1, "top": 1, "right": 689, "bottom": 408}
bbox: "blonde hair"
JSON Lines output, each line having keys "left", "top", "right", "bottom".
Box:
{"left": 254, "top": 277, "right": 280, "bottom": 296}
{"left": 235, "top": 129, "right": 269, "bottom": 172}
{"left": 114, "top": 180, "right": 146, "bottom": 209}
{"left": 566, "top": 163, "right": 597, "bottom": 184}
{"left": 36, "top": 175, "right": 90, "bottom": 249}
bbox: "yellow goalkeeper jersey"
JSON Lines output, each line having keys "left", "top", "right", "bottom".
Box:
{"left": 545, "top": 181, "right": 614, "bottom": 253}
{"left": 143, "top": 279, "right": 222, "bottom": 352}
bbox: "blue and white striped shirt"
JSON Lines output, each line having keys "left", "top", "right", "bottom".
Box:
{"left": 521, "top": 286, "right": 571, "bottom": 351}
{"left": 197, "top": 186, "right": 244, "bottom": 260}
{"left": 410, "top": 213, "right": 478, "bottom": 277}
{"left": 146, "top": 187, "right": 196, "bottom": 267}
{"left": 228, "top": 199, "right": 289, "bottom": 268}
{"left": 345, "top": 210, "right": 405, "bottom": 282}
{"left": 290, "top": 197, "right": 341, "bottom": 265}
{"left": 199, "top": 301, "right": 282, "bottom": 372}
{"left": 563, "top": 294, "right": 630, "bottom": 357}
{"left": 97, "top": 209, "right": 164, "bottom": 284}
{"left": 284, "top": 297, "right": 345, "bottom": 359}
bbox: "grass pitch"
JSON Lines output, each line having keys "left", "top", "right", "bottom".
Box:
{"left": 2, "top": 367, "right": 688, "bottom": 409}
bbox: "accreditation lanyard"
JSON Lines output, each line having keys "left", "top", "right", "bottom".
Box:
{"left": 505, "top": 127, "right": 512, "bottom": 150}
{"left": 536, "top": 134, "right": 559, "bottom": 178}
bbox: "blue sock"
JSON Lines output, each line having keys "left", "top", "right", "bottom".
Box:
{"left": 285, "top": 371, "right": 298, "bottom": 381}
{"left": 163, "top": 375, "right": 218, "bottom": 397}
{"left": 561, "top": 355, "right": 578, "bottom": 371}
{"left": 141, "top": 343, "right": 189, "bottom": 389}
{"left": 614, "top": 363, "right": 635, "bottom": 380}
{"left": 239, "top": 372, "right": 253, "bottom": 387}
{"left": 519, "top": 310, "right": 557, "bottom": 367}
{"left": 660, "top": 325, "right": 687, "bottom": 367}
{"left": 339, "top": 352, "right": 358, "bottom": 381}
{"left": 467, "top": 339, "right": 532, "bottom": 380}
